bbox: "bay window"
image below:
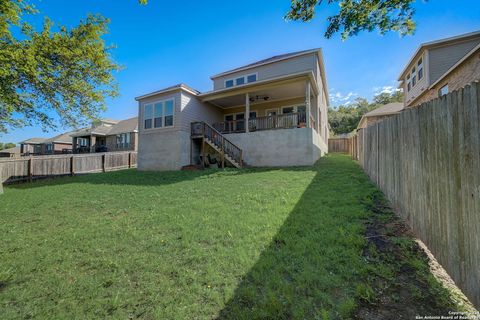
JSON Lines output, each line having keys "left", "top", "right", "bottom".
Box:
{"left": 143, "top": 98, "right": 174, "bottom": 130}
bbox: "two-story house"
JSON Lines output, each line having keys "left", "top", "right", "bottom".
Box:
{"left": 399, "top": 30, "right": 480, "bottom": 107}
{"left": 136, "top": 48, "right": 330, "bottom": 170}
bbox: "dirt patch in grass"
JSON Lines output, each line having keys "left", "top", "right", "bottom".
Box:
{"left": 355, "top": 191, "right": 466, "bottom": 319}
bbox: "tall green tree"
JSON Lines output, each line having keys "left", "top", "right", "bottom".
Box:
{"left": 285, "top": 0, "right": 416, "bottom": 39}
{"left": 328, "top": 90, "right": 404, "bottom": 135}
{"left": 0, "top": 0, "right": 120, "bottom": 133}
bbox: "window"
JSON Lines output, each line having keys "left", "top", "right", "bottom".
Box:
{"left": 46, "top": 143, "right": 53, "bottom": 152}
{"left": 225, "top": 79, "right": 234, "bottom": 88}
{"left": 224, "top": 73, "right": 257, "bottom": 88}
{"left": 116, "top": 133, "right": 131, "bottom": 147}
{"left": 249, "top": 111, "right": 257, "bottom": 119}
{"left": 411, "top": 67, "right": 416, "bottom": 86}
{"left": 144, "top": 104, "right": 153, "bottom": 129}
{"left": 225, "top": 114, "right": 234, "bottom": 122}
{"left": 154, "top": 102, "right": 163, "bottom": 128}
{"left": 407, "top": 74, "right": 411, "bottom": 92}
{"left": 247, "top": 74, "right": 257, "bottom": 83}
{"left": 282, "top": 105, "right": 305, "bottom": 114}
{"left": 143, "top": 99, "right": 174, "bottom": 130}
{"left": 282, "top": 106, "right": 295, "bottom": 114}
{"left": 165, "top": 100, "right": 174, "bottom": 126}
{"left": 78, "top": 138, "right": 89, "bottom": 147}
{"left": 439, "top": 84, "right": 449, "bottom": 97}
{"left": 417, "top": 58, "right": 423, "bottom": 80}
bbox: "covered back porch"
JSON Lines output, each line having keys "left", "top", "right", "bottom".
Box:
{"left": 199, "top": 73, "right": 319, "bottom": 135}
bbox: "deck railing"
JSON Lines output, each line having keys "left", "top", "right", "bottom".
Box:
{"left": 191, "top": 122, "right": 243, "bottom": 167}
{"left": 212, "top": 112, "right": 308, "bottom": 134}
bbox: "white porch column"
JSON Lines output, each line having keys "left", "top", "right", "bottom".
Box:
{"left": 245, "top": 93, "right": 250, "bottom": 133}
{"left": 305, "top": 81, "right": 311, "bottom": 128}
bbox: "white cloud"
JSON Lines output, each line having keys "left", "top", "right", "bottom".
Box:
{"left": 329, "top": 90, "right": 358, "bottom": 106}
{"left": 373, "top": 85, "right": 403, "bottom": 95}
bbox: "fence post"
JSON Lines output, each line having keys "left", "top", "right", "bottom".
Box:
{"left": 128, "top": 152, "right": 132, "bottom": 168}
{"left": 102, "top": 154, "right": 106, "bottom": 173}
{"left": 28, "top": 157, "right": 33, "bottom": 182}
{"left": 70, "top": 155, "right": 75, "bottom": 176}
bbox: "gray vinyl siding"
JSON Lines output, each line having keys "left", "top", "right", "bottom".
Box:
{"left": 179, "top": 92, "right": 223, "bottom": 131}
{"left": 212, "top": 53, "right": 318, "bottom": 90}
{"left": 404, "top": 52, "right": 429, "bottom": 106}
{"left": 428, "top": 38, "right": 480, "bottom": 85}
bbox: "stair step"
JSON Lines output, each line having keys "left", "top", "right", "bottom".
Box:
{"left": 204, "top": 138, "right": 241, "bottom": 169}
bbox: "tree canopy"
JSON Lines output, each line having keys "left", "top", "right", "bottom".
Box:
{"left": 0, "top": 142, "right": 16, "bottom": 150}
{"left": 328, "top": 90, "right": 403, "bottom": 135}
{"left": 0, "top": 0, "right": 120, "bottom": 133}
{"left": 285, "top": 0, "right": 416, "bottom": 39}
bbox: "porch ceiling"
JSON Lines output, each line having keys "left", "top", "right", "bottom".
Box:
{"left": 203, "top": 79, "right": 309, "bottom": 109}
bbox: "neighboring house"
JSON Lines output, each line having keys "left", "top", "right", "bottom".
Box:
{"left": 20, "top": 138, "right": 46, "bottom": 155}
{"left": 71, "top": 118, "right": 138, "bottom": 153}
{"left": 0, "top": 146, "right": 21, "bottom": 158}
{"left": 399, "top": 30, "right": 480, "bottom": 107}
{"left": 41, "top": 131, "right": 77, "bottom": 154}
{"left": 136, "top": 48, "right": 330, "bottom": 170}
{"left": 357, "top": 102, "right": 405, "bottom": 129}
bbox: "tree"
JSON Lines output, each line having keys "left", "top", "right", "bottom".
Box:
{"left": 285, "top": 0, "right": 416, "bottom": 39}
{"left": 0, "top": 142, "right": 16, "bottom": 150}
{"left": 328, "top": 90, "right": 404, "bottom": 135}
{"left": 373, "top": 90, "right": 404, "bottom": 105}
{"left": 0, "top": 0, "right": 120, "bottom": 133}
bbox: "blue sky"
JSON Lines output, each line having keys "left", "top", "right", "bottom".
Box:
{"left": 3, "top": 0, "right": 480, "bottom": 143}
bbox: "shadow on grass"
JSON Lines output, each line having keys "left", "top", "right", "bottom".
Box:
{"left": 217, "top": 155, "right": 374, "bottom": 319}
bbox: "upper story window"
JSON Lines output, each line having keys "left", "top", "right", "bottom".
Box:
{"left": 439, "top": 84, "right": 449, "bottom": 97}
{"left": 225, "top": 79, "right": 234, "bottom": 88}
{"left": 417, "top": 58, "right": 423, "bottom": 80}
{"left": 224, "top": 73, "right": 257, "bottom": 88}
{"left": 143, "top": 98, "right": 174, "bottom": 130}
{"left": 411, "top": 66, "right": 416, "bottom": 86}
{"left": 407, "top": 74, "right": 411, "bottom": 92}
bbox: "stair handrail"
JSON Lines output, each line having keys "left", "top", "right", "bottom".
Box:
{"left": 191, "top": 121, "right": 243, "bottom": 167}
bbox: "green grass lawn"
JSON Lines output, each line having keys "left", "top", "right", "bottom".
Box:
{"left": 0, "top": 154, "right": 459, "bottom": 319}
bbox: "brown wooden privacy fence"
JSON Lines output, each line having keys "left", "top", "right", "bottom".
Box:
{"left": 328, "top": 136, "right": 359, "bottom": 160}
{"left": 0, "top": 151, "right": 137, "bottom": 184}
{"left": 328, "top": 138, "right": 351, "bottom": 153}
{"left": 357, "top": 82, "right": 480, "bottom": 308}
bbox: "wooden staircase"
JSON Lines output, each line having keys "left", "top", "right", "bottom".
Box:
{"left": 191, "top": 122, "right": 243, "bottom": 169}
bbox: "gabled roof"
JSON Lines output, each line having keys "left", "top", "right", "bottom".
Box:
{"left": 43, "top": 129, "right": 84, "bottom": 144}
{"left": 20, "top": 137, "right": 46, "bottom": 144}
{"left": 398, "top": 30, "right": 480, "bottom": 80}
{"left": 71, "top": 117, "right": 138, "bottom": 137}
{"left": 364, "top": 102, "right": 404, "bottom": 117}
{"left": 107, "top": 117, "right": 138, "bottom": 135}
{"left": 357, "top": 102, "right": 404, "bottom": 130}
{"left": 211, "top": 48, "right": 321, "bottom": 79}
{"left": 135, "top": 83, "right": 200, "bottom": 101}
